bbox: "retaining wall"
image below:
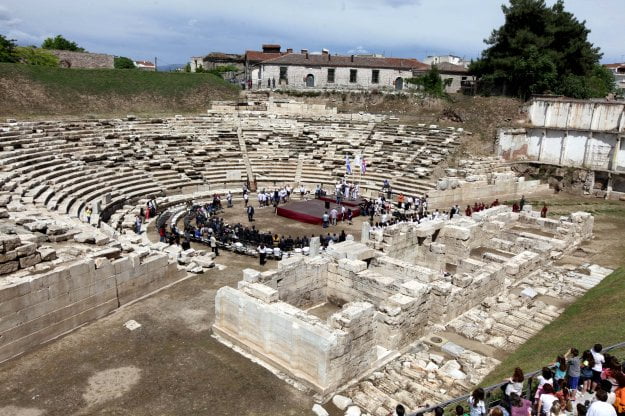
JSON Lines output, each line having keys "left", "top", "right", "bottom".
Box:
{"left": 0, "top": 253, "right": 185, "bottom": 363}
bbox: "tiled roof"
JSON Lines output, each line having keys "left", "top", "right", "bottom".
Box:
{"left": 259, "top": 53, "right": 428, "bottom": 70}
{"left": 135, "top": 61, "right": 155, "bottom": 67}
{"left": 245, "top": 51, "right": 286, "bottom": 63}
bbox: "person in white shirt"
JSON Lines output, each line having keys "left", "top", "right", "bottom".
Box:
{"left": 468, "top": 388, "right": 486, "bottom": 416}
{"left": 591, "top": 344, "right": 605, "bottom": 393}
{"left": 381, "top": 212, "right": 388, "bottom": 226}
{"left": 537, "top": 384, "right": 558, "bottom": 416}
{"left": 587, "top": 389, "right": 617, "bottom": 416}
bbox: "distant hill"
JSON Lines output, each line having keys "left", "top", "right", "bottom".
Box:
{"left": 0, "top": 63, "right": 239, "bottom": 117}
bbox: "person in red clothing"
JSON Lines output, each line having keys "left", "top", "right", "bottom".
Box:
{"left": 512, "top": 202, "right": 520, "bottom": 212}
{"left": 465, "top": 205, "right": 472, "bottom": 217}
{"left": 491, "top": 198, "right": 500, "bottom": 207}
{"left": 541, "top": 204, "right": 548, "bottom": 218}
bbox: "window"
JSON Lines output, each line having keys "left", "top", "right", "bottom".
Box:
{"left": 350, "top": 69, "right": 357, "bottom": 83}
{"left": 372, "top": 69, "right": 379, "bottom": 84}
{"left": 279, "top": 66, "right": 288, "bottom": 81}
{"left": 327, "top": 68, "right": 335, "bottom": 83}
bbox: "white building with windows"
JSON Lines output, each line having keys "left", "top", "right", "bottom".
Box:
{"left": 252, "top": 50, "right": 428, "bottom": 91}
{"left": 423, "top": 54, "right": 470, "bottom": 68}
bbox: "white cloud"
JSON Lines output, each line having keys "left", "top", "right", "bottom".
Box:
{"left": 347, "top": 46, "right": 370, "bottom": 55}
{"left": 0, "top": 0, "right": 623, "bottom": 64}
{"left": 0, "top": 5, "right": 21, "bottom": 26}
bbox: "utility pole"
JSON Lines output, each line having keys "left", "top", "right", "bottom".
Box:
{"left": 154, "top": 56, "right": 157, "bottom": 72}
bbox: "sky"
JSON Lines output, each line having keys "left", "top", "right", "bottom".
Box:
{"left": 1, "top": 0, "right": 624, "bottom": 67}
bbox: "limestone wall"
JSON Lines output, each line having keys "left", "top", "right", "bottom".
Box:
{"left": 426, "top": 177, "right": 550, "bottom": 209}
{"left": 0, "top": 253, "right": 185, "bottom": 363}
{"left": 251, "top": 256, "right": 330, "bottom": 309}
{"left": 213, "top": 284, "right": 376, "bottom": 395}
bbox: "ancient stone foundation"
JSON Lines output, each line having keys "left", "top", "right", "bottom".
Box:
{"left": 213, "top": 206, "right": 595, "bottom": 399}
{"left": 0, "top": 252, "right": 184, "bottom": 363}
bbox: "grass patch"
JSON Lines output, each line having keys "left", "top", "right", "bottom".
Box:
{"left": 481, "top": 267, "right": 625, "bottom": 386}
{"left": 0, "top": 63, "right": 239, "bottom": 117}
{"left": 0, "top": 63, "right": 235, "bottom": 96}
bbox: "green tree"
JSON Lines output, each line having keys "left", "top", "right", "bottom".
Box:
{"left": 41, "top": 35, "right": 85, "bottom": 52}
{"left": 0, "top": 34, "right": 19, "bottom": 63}
{"left": 470, "top": 0, "right": 612, "bottom": 99}
{"left": 114, "top": 56, "right": 136, "bottom": 69}
{"left": 406, "top": 66, "right": 451, "bottom": 97}
{"left": 14, "top": 47, "right": 59, "bottom": 66}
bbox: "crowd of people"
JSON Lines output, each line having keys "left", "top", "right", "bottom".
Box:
{"left": 152, "top": 181, "right": 552, "bottom": 270}
{"left": 456, "top": 344, "right": 625, "bottom": 416}
{"left": 389, "top": 343, "right": 624, "bottom": 416}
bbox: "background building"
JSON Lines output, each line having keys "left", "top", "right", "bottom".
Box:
{"left": 423, "top": 54, "right": 471, "bottom": 68}
{"left": 604, "top": 63, "right": 625, "bottom": 92}
{"left": 254, "top": 50, "right": 428, "bottom": 90}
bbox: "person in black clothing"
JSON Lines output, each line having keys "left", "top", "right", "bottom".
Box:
{"left": 181, "top": 238, "right": 191, "bottom": 251}
{"left": 338, "top": 230, "right": 346, "bottom": 242}
{"left": 247, "top": 205, "right": 254, "bottom": 222}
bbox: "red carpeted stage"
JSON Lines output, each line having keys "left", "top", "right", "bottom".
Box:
{"left": 277, "top": 199, "right": 361, "bottom": 225}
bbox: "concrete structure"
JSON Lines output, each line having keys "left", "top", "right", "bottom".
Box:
{"left": 498, "top": 97, "right": 625, "bottom": 196}
{"left": 49, "top": 50, "right": 114, "bottom": 69}
{"left": 213, "top": 205, "right": 595, "bottom": 399}
{"left": 254, "top": 51, "right": 428, "bottom": 91}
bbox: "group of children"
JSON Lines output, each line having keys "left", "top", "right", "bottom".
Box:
{"left": 461, "top": 344, "right": 625, "bottom": 416}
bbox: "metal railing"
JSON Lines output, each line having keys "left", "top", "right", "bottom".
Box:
{"left": 409, "top": 340, "right": 625, "bottom": 416}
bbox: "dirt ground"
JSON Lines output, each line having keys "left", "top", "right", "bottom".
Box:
{"left": 0, "top": 194, "right": 622, "bottom": 416}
